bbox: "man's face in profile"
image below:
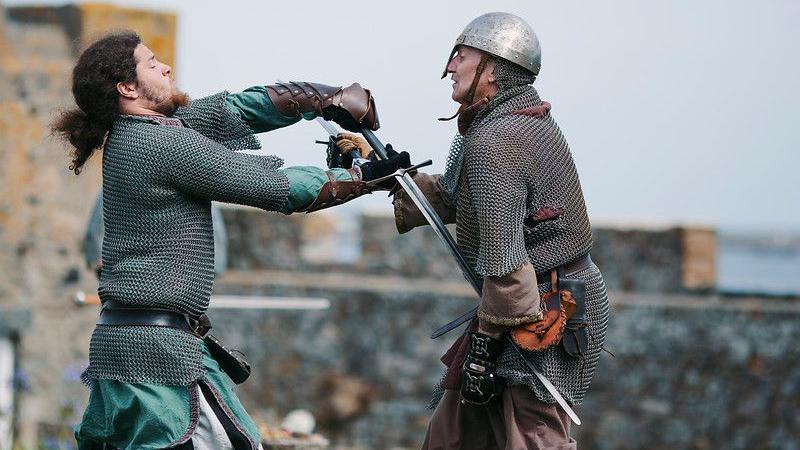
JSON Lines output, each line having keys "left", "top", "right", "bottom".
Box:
{"left": 132, "top": 43, "right": 188, "bottom": 115}
{"left": 445, "top": 45, "right": 495, "bottom": 104}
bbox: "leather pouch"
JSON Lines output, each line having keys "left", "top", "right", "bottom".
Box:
{"left": 558, "top": 277, "right": 588, "bottom": 357}
{"left": 510, "top": 268, "right": 588, "bottom": 356}
{"left": 510, "top": 289, "right": 566, "bottom": 351}
{"left": 204, "top": 334, "right": 251, "bottom": 384}
{"left": 511, "top": 270, "right": 574, "bottom": 351}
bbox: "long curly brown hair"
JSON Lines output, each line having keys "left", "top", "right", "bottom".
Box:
{"left": 51, "top": 31, "right": 141, "bottom": 174}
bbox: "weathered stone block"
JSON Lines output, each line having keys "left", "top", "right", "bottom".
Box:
{"left": 359, "top": 212, "right": 462, "bottom": 279}
{"left": 591, "top": 225, "right": 717, "bottom": 293}
{"left": 222, "top": 206, "right": 305, "bottom": 270}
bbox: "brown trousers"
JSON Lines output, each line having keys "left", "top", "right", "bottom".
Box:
{"left": 421, "top": 388, "right": 577, "bottom": 450}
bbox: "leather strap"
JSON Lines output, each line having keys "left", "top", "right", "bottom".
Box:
{"left": 465, "top": 52, "right": 489, "bottom": 105}
{"left": 299, "top": 168, "right": 374, "bottom": 213}
{"left": 266, "top": 81, "right": 379, "bottom": 131}
{"left": 98, "top": 300, "right": 211, "bottom": 337}
{"left": 536, "top": 254, "right": 592, "bottom": 281}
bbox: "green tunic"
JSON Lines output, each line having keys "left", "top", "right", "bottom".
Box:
{"left": 75, "top": 87, "right": 349, "bottom": 449}
{"left": 76, "top": 344, "right": 258, "bottom": 449}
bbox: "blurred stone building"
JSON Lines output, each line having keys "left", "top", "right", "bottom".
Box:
{"left": 0, "top": 3, "right": 175, "bottom": 448}
{"left": 1, "top": 3, "right": 798, "bottom": 450}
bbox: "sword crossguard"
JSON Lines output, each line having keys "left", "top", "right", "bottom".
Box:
{"left": 364, "top": 159, "right": 432, "bottom": 187}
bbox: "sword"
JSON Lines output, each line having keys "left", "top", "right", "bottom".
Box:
{"left": 315, "top": 119, "right": 481, "bottom": 298}
{"left": 508, "top": 336, "right": 582, "bottom": 426}
{"left": 359, "top": 128, "right": 484, "bottom": 295}
{"left": 314, "top": 119, "right": 581, "bottom": 425}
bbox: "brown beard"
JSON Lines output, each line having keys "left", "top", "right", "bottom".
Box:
{"left": 141, "top": 83, "right": 190, "bottom": 116}
{"left": 152, "top": 90, "right": 190, "bottom": 116}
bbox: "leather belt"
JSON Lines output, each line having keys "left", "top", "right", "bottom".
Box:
{"left": 536, "top": 254, "right": 592, "bottom": 280}
{"left": 98, "top": 300, "right": 211, "bottom": 337}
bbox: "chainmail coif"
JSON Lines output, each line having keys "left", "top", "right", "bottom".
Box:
{"left": 494, "top": 58, "right": 537, "bottom": 90}
{"left": 436, "top": 62, "right": 609, "bottom": 405}
{"left": 83, "top": 92, "right": 290, "bottom": 386}
{"left": 440, "top": 59, "right": 534, "bottom": 199}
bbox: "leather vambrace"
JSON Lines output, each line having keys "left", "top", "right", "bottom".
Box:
{"left": 267, "top": 81, "right": 379, "bottom": 131}
{"left": 300, "top": 168, "right": 375, "bottom": 213}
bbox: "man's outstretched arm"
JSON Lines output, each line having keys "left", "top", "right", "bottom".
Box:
{"left": 225, "top": 86, "right": 308, "bottom": 133}
{"left": 226, "top": 82, "right": 378, "bottom": 134}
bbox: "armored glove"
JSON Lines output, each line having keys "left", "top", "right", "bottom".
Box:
{"left": 335, "top": 133, "right": 372, "bottom": 159}
{"left": 301, "top": 146, "right": 411, "bottom": 213}
{"left": 460, "top": 331, "right": 505, "bottom": 405}
{"left": 325, "top": 133, "right": 410, "bottom": 188}
{"left": 360, "top": 146, "right": 411, "bottom": 189}
{"left": 267, "top": 81, "right": 379, "bottom": 131}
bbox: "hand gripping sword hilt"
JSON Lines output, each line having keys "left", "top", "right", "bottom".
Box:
{"left": 363, "top": 159, "right": 432, "bottom": 188}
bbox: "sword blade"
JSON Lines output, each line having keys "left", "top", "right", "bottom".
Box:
{"left": 359, "top": 128, "right": 481, "bottom": 337}
{"left": 508, "top": 337, "right": 582, "bottom": 426}
{"left": 430, "top": 306, "right": 478, "bottom": 339}
{"left": 316, "top": 117, "right": 340, "bottom": 137}
{"left": 358, "top": 128, "right": 483, "bottom": 299}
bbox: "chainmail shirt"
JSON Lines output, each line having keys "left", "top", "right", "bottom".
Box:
{"left": 84, "top": 92, "right": 290, "bottom": 386}
{"left": 439, "top": 60, "right": 609, "bottom": 404}
{"left": 444, "top": 87, "right": 594, "bottom": 275}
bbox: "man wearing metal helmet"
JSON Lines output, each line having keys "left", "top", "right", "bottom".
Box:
{"left": 374, "top": 11, "right": 609, "bottom": 449}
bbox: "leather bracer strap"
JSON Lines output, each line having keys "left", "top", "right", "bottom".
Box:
{"left": 300, "top": 168, "right": 375, "bottom": 213}
{"left": 266, "top": 81, "right": 379, "bottom": 131}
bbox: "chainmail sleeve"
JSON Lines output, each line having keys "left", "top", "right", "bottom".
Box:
{"left": 174, "top": 91, "right": 262, "bottom": 150}
{"left": 161, "top": 127, "right": 290, "bottom": 211}
{"left": 463, "top": 129, "right": 531, "bottom": 277}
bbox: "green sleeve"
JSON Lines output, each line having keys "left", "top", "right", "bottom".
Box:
{"left": 225, "top": 86, "right": 316, "bottom": 133}
{"left": 279, "top": 166, "right": 354, "bottom": 213}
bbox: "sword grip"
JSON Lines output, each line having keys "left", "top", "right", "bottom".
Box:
{"left": 360, "top": 128, "right": 389, "bottom": 161}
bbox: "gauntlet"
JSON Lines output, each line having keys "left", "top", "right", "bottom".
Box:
{"left": 267, "top": 81, "right": 379, "bottom": 131}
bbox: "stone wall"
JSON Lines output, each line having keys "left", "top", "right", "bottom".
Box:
{"left": 213, "top": 209, "right": 799, "bottom": 450}
{"left": 591, "top": 225, "right": 717, "bottom": 293}
{"left": 360, "top": 212, "right": 718, "bottom": 293}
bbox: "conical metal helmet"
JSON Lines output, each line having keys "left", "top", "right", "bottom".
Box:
{"left": 441, "top": 12, "right": 541, "bottom": 78}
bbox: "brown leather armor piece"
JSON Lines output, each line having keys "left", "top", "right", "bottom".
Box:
{"left": 510, "top": 270, "right": 576, "bottom": 351}
{"left": 300, "top": 168, "right": 375, "bottom": 213}
{"left": 393, "top": 173, "right": 456, "bottom": 234}
{"left": 266, "top": 81, "right": 379, "bottom": 131}
{"left": 511, "top": 101, "right": 552, "bottom": 118}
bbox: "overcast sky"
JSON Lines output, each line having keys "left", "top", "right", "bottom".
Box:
{"left": 11, "top": 0, "right": 800, "bottom": 230}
